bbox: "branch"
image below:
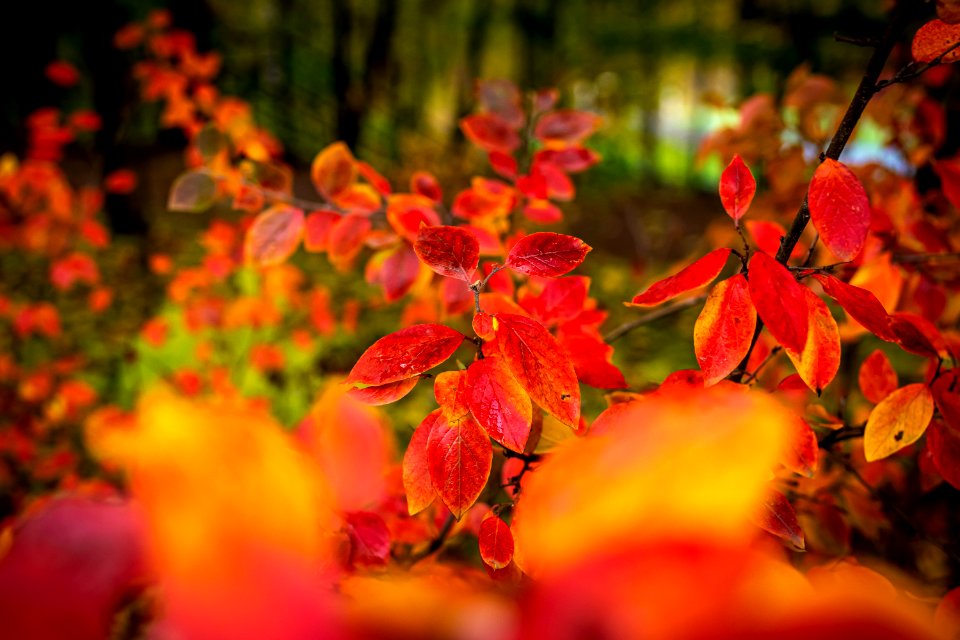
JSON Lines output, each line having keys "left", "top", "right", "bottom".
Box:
{"left": 874, "top": 39, "right": 960, "bottom": 91}
{"left": 604, "top": 294, "right": 706, "bottom": 344}
{"left": 406, "top": 512, "right": 457, "bottom": 565}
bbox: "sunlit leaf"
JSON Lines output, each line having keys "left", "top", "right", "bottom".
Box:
{"left": 864, "top": 383, "right": 935, "bottom": 461}
{"left": 783, "top": 287, "right": 840, "bottom": 395}
{"left": 694, "top": 274, "right": 756, "bottom": 386}
{"left": 630, "top": 248, "right": 731, "bottom": 307}
{"left": 749, "top": 490, "right": 805, "bottom": 551}
{"left": 310, "top": 141, "right": 356, "bottom": 199}
{"left": 347, "top": 377, "right": 419, "bottom": 406}
{"left": 912, "top": 19, "right": 960, "bottom": 63}
{"left": 402, "top": 411, "right": 440, "bottom": 515}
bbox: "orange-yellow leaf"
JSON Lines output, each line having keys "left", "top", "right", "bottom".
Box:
{"left": 310, "top": 141, "right": 356, "bottom": 199}
{"left": 434, "top": 370, "right": 472, "bottom": 425}
{"left": 494, "top": 313, "right": 579, "bottom": 428}
{"left": 864, "top": 383, "right": 935, "bottom": 461}
{"left": 783, "top": 287, "right": 840, "bottom": 395}
{"left": 630, "top": 248, "right": 731, "bottom": 307}
{"left": 694, "top": 274, "right": 756, "bottom": 386}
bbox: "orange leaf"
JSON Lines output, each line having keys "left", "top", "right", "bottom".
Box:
{"left": 807, "top": 159, "right": 871, "bottom": 261}
{"left": 402, "top": 411, "right": 439, "bottom": 515}
{"left": 310, "top": 141, "right": 356, "bottom": 199}
{"left": 244, "top": 205, "right": 305, "bottom": 267}
{"left": 434, "top": 370, "right": 472, "bottom": 425}
{"left": 718, "top": 155, "right": 756, "bottom": 225}
{"left": 864, "top": 383, "right": 935, "bottom": 461}
{"left": 858, "top": 349, "right": 898, "bottom": 404}
{"left": 327, "top": 214, "right": 372, "bottom": 265}
{"left": 749, "top": 490, "right": 805, "bottom": 551}
{"left": 505, "top": 232, "right": 591, "bottom": 278}
{"left": 748, "top": 252, "right": 808, "bottom": 353}
{"left": 494, "top": 313, "right": 580, "bottom": 428}
{"left": 410, "top": 171, "right": 442, "bottom": 202}
{"left": 303, "top": 209, "right": 341, "bottom": 253}
{"left": 427, "top": 414, "right": 492, "bottom": 519}
{"left": 912, "top": 19, "right": 960, "bottom": 63}
{"left": 346, "top": 324, "right": 464, "bottom": 387}
{"left": 694, "top": 274, "right": 756, "bottom": 386}
{"left": 414, "top": 225, "right": 480, "bottom": 282}
{"left": 814, "top": 273, "right": 896, "bottom": 342}
{"left": 478, "top": 514, "right": 514, "bottom": 570}
{"left": 784, "top": 415, "right": 818, "bottom": 477}
{"left": 467, "top": 357, "right": 532, "bottom": 452}
{"left": 630, "top": 248, "right": 731, "bottom": 307}
{"left": 783, "top": 287, "right": 840, "bottom": 395}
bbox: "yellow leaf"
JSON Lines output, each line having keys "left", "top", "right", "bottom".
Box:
{"left": 864, "top": 383, "right": 934, "bottom": 461}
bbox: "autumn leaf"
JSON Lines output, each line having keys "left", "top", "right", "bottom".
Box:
{"left": 310, "top": 141, "right": 356, "bottom": 199}
{"left": 344, "top": 511, "right": 391, "bottom": 567}
{"left": 168, "top": 170, "right": 216, "bottom": 213}
{"left": 478, "top": 514, "right": 514, "bottom": 570}
{"left": 411, "top": 171, "right": 442, "bottom": 202}
{"left": 813, "top": 274, "right": 896, "bottom": 342}
{"left": 630, "top": 248, "right": 731, "bottom": 307}
{"left": 413, "top": 225, "right": 480, "bottom": 282}
{"left": 244, "top": 205, "right": 305, "bottom": 266}
{"left": 434, "top": 370, "right": 472, "bottom": 425}
{"left": 749, "top": 490, "right": 805, "bottom": 551}
{"left": 346, "top": 324, "right": 465, "bottom": 387}
{"left": 347, "top": 377, "right": 419, "bottom": 406}
{"left": 927, "top": 420, "right": 960, "bottom": 491}
{"left": 864, "top": 383, "right": 935, "bottom": 461}
{"left": 402, "top": 411, "right": 440, "bottom": 515}
{"left": 858, "top": 349, "right": 897, "bottom": 404}
{"left": 505, "top": 232, "right": 591, "bottom": 278}
{"left": 784, "top": 415, "right": 818, "bottom": 477}
{"left": 427, "top": 414, "right": 492, "bottom": 519}
{"left": 467, "top": 357, "right": 533, "bottom": 452}
{"left": 534, "top": 110, "right": 602, "bottom": 145}
{"left": 747, "top": 252, "right": 809, "bottom": 353}
{"left": 303, "top": 210, "right": 340, "bottom": 254}
{"left": 718, "top": 155, "right": 756, "bottom": 225}
{"left": 694, "top": 274, "right": 756, "bottom": 386}
{"left": 912, "top": 19, "right": 960, "bottom": 63}
{"left": 494, "top": 313, "right": 580, "bottom": 428}
{"left": 807, "top": 159, "right": 870, "bottom": 262}
{"left": 460, "top": 113, "right": 520, "bottom": 153}
{"left": 783, "top": 287, "right": 840, "bottom": 395}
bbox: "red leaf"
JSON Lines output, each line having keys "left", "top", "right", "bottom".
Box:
{"left": 402, "top": 411, "right": 440, "bottom": 515}
{"left": 427, "top": 414, "right": 492, "bottom": 519}
{"left": 534, "top": 109, "right": 602, "bottom": 145}
{"left": 523, "top": 200, "right": 563, "bottom": 224}
{"left": 478, "top": 514, "right": 514, "bottom": 570}
{"left": 864, "top": 383, "right": 935, "bottom": 461}
{"left": 927, "top": 419, "right": 960, "bottom": 491}
{"left": 328, "top": 214, "right": 372, "bottom": 264}
{"left": 344, "top": 511, "right": 391, "bottom": 567}
{"left": 411, "top": 171, "right": 443, "bottom": 202}
{"left": 784, "top": 415, "right": 818, "bottom": 477}
{"left": 718, "top": 155, "right": 756, "bottom": 225}
{"left": 473, "top": 312, "right": 496, "bottom": 341}
{"left": 467, "top": 357, "right": 533, "bottom": 452}
{"left": 694, "top": 274, "right": 756, "bottom": 386}
{"left": 244, "top": 205, "right": 305, "bottom": 267}
{"left": 378, "top": 242, "right": 421, "bottom": 301}
{"left": 414, "top": 225, "right": 480, "bottom": 282}
{"left": 346, "top": 324, "right": 464, "bottom": 387}
{"left": 347, "top": 377, "right": 419, "bottom": 406}
{"left": 890, "top": 312, "right": 946, "bottom": 359}
{"left": 749, "top": 490, "right": 805, "bottom": 551}
{"left": 912, "top": 19, "right": 960, "bottom": 63}
{"left": 748, "top": 252, "right": 809, "bottom": 353}
{"left": 506, "top": 232, "right": 591, "bottom": 277}
{"left": 435, "top": 370, "right": 472, "bottom": 425}
{"left": 630, "top": 248, "right": 731, "bottom": 307}
{"left": 858, "top": 349, "right": 898, "bottom": 404}
{"left": 783, "top": 287, "right": 841, "bottom": 395}
{"left": 488, "top": 151, "right": 518, "bottom": 179}
{"left": 807, "top": 158, "right": 870, "bottom": 261}
{"left": 813, "top": 274, "right": 896, "bottom": 342}
{"left": 745, "top": 220, "right": 805, "bottom": 259}
{"left": 559, "top": 333, "right": 628, "bottom": 390}
{"left": 534, "top": 147, "right": 600, "bottom": 173}
{"left": 494, "top": 313, "right": 580, "bottom": 427}
{"left": 356, "top": 161, "right": 391, "bottom": 195}
{"left": 303, "top": 209, "right": 340, "bottom": 253}
{"left": 311, "top": 141, "right": 356, "bottom": 199}
{"left": 460, "top": 113, "right": 520, "bottom": 153}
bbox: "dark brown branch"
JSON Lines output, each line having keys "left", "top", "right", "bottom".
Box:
{"left": 407, "top": 512, "right": 457, "bottom": 564}
{"left": 604, "top": 294, "right": 706, "bottom": 344}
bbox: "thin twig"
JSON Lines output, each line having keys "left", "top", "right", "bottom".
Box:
{"left": 407, "top": 513, "right": 457, "bottom": 564}
{"left": 604, "top": 294, "right": 706, "bottom": 343}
